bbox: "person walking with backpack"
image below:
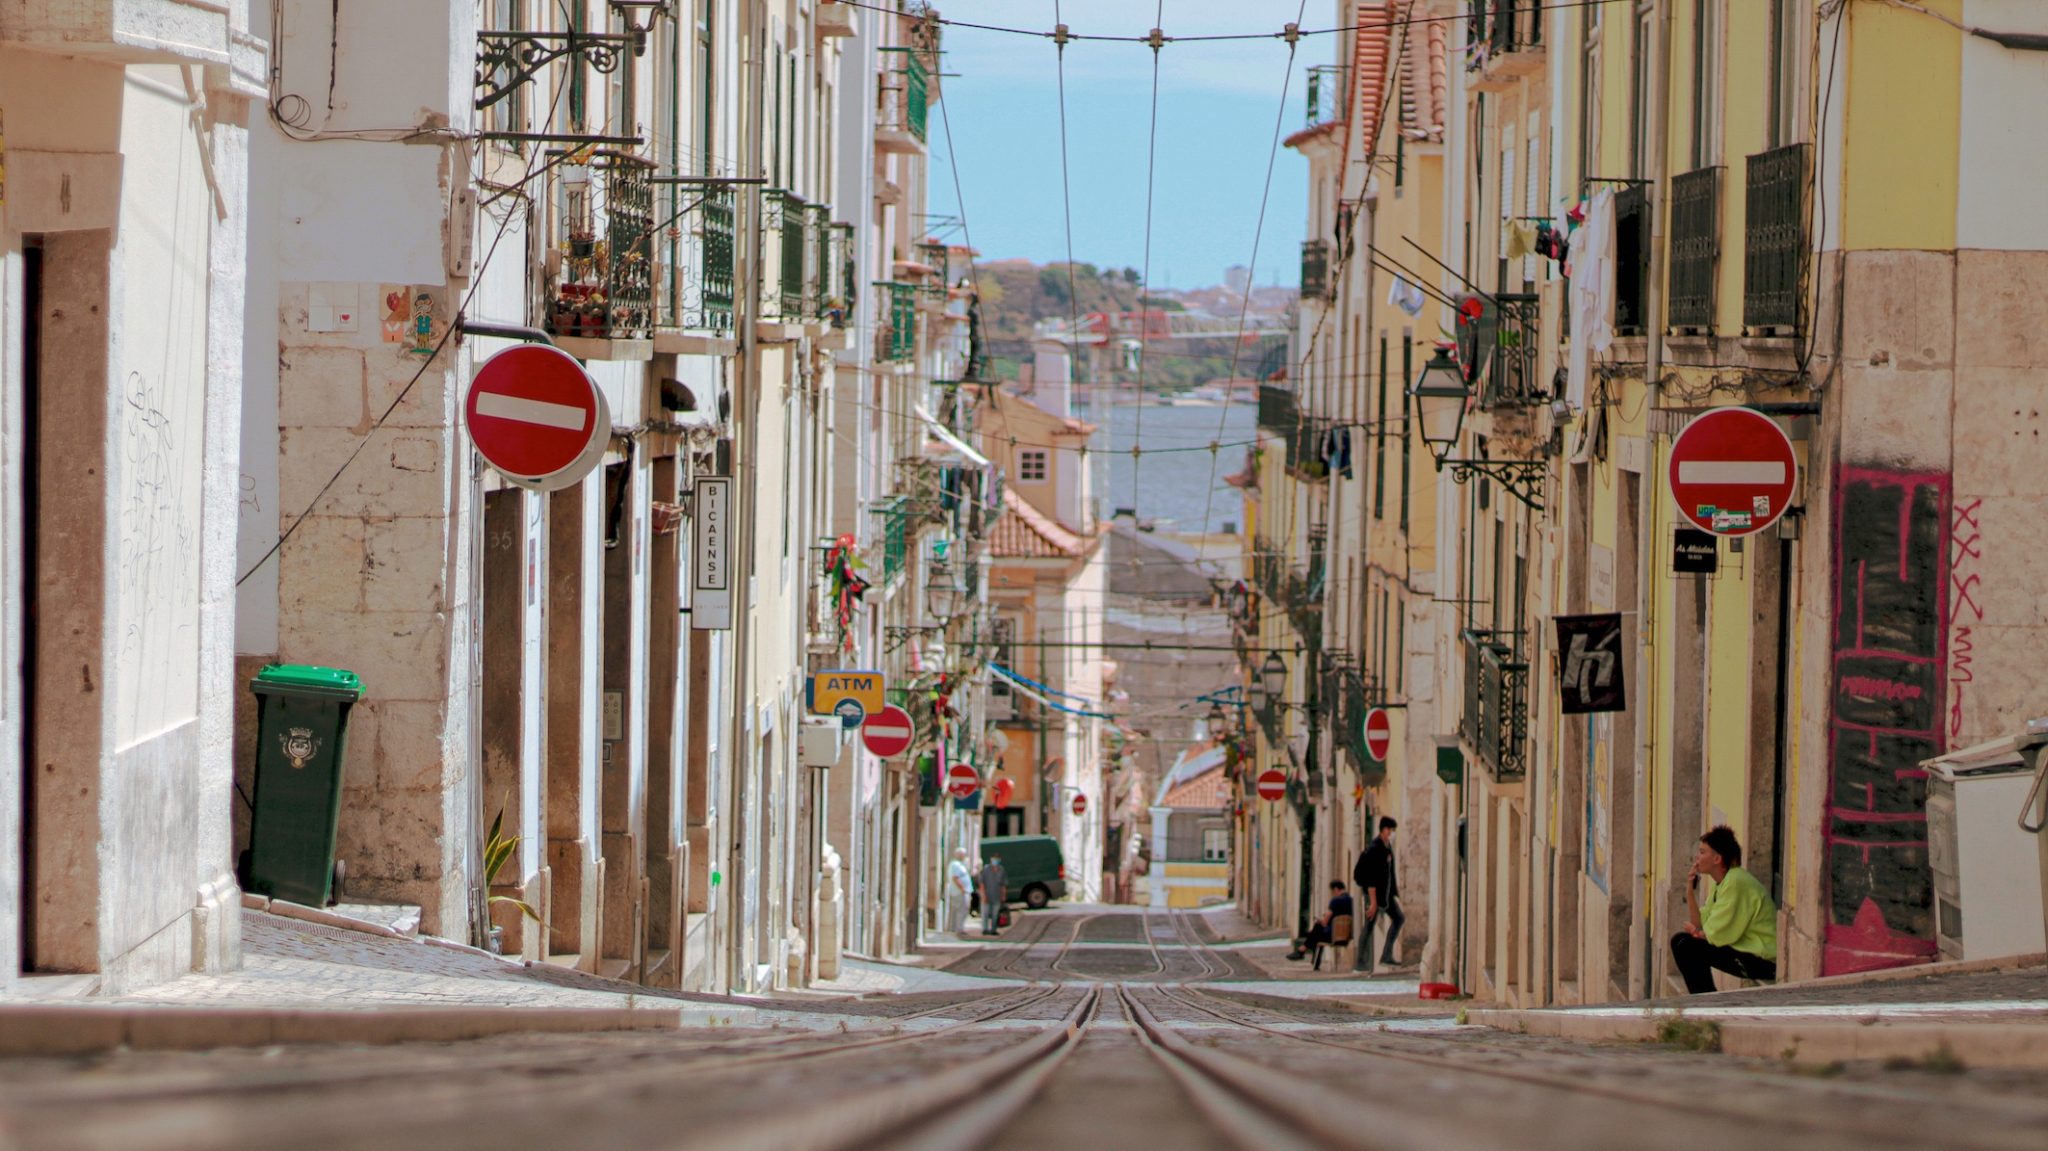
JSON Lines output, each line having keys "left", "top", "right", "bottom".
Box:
{"left": 1353, "top": 816, "right": 1407, "bottom": 972}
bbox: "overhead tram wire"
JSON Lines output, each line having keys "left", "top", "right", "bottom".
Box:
{"left": 1192, "top": 0, "right": 1311, "bottom": 549}
{"left": 1128, "top": 0, "right": 1166, "bottom": 525}
{"left": 825, "top": 0, "right": 1624, "bottom": 45}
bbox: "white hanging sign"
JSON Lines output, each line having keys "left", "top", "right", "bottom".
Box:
{"left": 691, "top": 476, "right": 733, "bottom": 630}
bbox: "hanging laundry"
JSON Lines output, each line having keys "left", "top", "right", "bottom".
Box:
{"left": 1504, "top": 219, "right": 1539, "bottom": 260}
{"left": 1565, "top": 187, "right": 1617, "bottom": 409}
{"left": 1388, "top": 275, "right": 1427, "bottom": 318}
{"left": 1322, "top": 426, "right": 1354, "bottom": 479}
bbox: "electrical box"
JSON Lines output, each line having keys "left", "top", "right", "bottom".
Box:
{"left": 801, "top": 716, "right": 843, "bottom": 769}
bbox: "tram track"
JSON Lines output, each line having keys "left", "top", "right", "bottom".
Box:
{"left": 1136, "top": 982, "right": 2048, "bottom": 1151}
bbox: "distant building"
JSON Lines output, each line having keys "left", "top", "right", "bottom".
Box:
{"left": 1147, "top": 744, "right": 1232, "bottom": 909}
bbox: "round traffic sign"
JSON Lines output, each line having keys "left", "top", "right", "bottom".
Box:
{"left": 1666, "top": 407, "right": 1798, "bottom": 537}
{"left": 1255, "top": 769, "right": 1288, "bottom": 802}
{"left": 861, "top": 705, "right": 916, "bottom": 758}
{"left": 834, "top": 698, "right": 867, "bottom": 730}
{"left": 465, "top": 344, "right": 608, "bottom": 489}
{"left": 1071, "top": 793, "right": 1087, "bottom": 817}
{"left": 1364, "top": 707, "right": 1392, "bottom": 763}
{"left": 946, "top": 762, "right": 980, "bottom": 799}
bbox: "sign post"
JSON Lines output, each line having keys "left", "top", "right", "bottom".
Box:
{"left": 1363, "top": 707, "right": 1392, "bottom": 763}
{"left": 464, "top": 344, "right": 609, "bottom": 491}
{"left": 946, "top": 761, "right": 981, "bottom": 799}
{"left": 1666, "top": 407, "right": 1798, "bottom": 537}
{"left": 861, "top": 705, "right": 916, "bottom": 758}
{"left": 1255, "top": 769, "right": 1288, "bottom": 802}
{"left": 690, "top": 476, "right": 733, "bottom": 630}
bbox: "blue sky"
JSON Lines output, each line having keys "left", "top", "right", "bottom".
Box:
{"left": 926, "top": 1, "right": 1331, "bottom": 290}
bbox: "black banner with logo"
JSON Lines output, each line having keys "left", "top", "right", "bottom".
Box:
{"left": 1555, "top": 613, "right": 1627, "bottom": 714}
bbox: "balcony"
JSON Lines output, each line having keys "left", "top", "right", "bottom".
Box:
{"left": 1476, "top": 293, "right": 1542, "bottom": 408}
{"left": 1744, "top": 143, "right": 1810, "bottom": 336}
{"left": 1304, "top": 65, "right": 1349, "bottom": 127}
{"left": 1251, "top": 533, "right": 1323, "bottom": 642}
{"left": 827, "top": 223, "right": 856, "bottom": 329}
{"left": 1459, "top": 630, "right": 1527, "bottom": 783}
{"left": 1469, "top": 0, "right": 1544, "bottom": 91}
{"left": 1300, "top": 239, "right": 1332, "bottom": 302}
{"left": 657, "top": 185, "right": 736, "bottom": 336}
{"left": 1257, "top": 384, "right": 1300, "bottom": 437}
{"left": 876, "top": 282, "right": 919, "bottom": 362}
{"left": 546, "top": 152, "right": 656, "bottom": 357}
{"left": 870, "top": 496, "right": 912, "bottom": 584}
{"left": 1614, "top": 183, "right": 1650, "bottom": 337}
{"left": 1325, "top": 663, "right": 1384, "bottom": 784}
{"left": 876, "top": 54, "right": 930, "bottom": 154}
{"left": 1285, "top": 415, "right": 1332, "bottom": 482}
{"left": 1668, "top": 166, "right": 1722, "bottom": 335}
{"left": 759, "top": 189, "right": 814, "bottom": 325}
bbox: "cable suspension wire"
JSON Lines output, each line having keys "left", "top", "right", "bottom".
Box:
{"left": 828, "top": 0, "right": 1624, "bottom": 45}
{"left": 1128, "top": 0, "right": 1166, "bottom": 524}
{"left": 1051, "top": 0, "right": 1085, "bottom": 402}
{"left": 1192, "top": 0, "right": 1311, "bottom": 549}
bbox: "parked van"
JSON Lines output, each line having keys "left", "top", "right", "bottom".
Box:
{"left": 979, "top": 835, "right": 1067, "bottom": 909}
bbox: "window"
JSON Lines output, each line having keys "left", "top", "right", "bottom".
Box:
{"left": 1579, "top": 2, "right": 1603, "bottom": 185}
{"left": 1201, "top": 826, "right": 1230, "bottom": 862}
{"left": 697, "top": 0, "right": 715, "bottom": 176}
{"left": 1631, "top": 2, "right": 1654, "bottom": 179}
{"left": 1691, "top": 0, "right": 1723, "bottom": 169}
{"left": 1398, "top": 334, "right": 1412, "bottom": 532}
{"left": 1018, "top": 449, "right": 1048, "bottom": 483}
{"left": 1373, "top": 334, "right": 1388, "bottom": 520}
{"left": 1768, "top": 0, "right": 1798, "bottom": 148}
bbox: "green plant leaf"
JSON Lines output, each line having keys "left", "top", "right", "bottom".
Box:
{"left": 489, "top": 894, "right": 542, "bottom": 924}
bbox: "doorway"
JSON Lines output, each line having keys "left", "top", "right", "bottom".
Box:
{"left": 18, "top": 239, "right": 42, "bottom": 972}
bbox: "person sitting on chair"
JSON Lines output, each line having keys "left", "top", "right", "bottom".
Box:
{"left": 1669, "top": 825, "right": 1777, "bottom": 994}
{"left": 1301, "top": 881, "right": 1355, "bottom": 971}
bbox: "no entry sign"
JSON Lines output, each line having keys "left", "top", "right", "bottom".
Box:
{"left": 946, "top": 761, "right": 981, "bottom": 799}
{"left": 465, "top": 344, "right": 608, "bottom": 490}
{"left": 1071, "top": 793, "right": 1088, "bottom": 817}
{"left": 1255, "top": 769, "right": 1288, "bottom": 802}
{"left": 1667, "top": 407, "right": 1797, "bottom": 537}
{"left": 861, "top": 705, "right": 916, "bottom": 758}
{"left": 1363, "top": 707, "right": 1392, "bottom": 763}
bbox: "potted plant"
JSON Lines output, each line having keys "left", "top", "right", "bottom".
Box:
{"left": 483, "top": 804, "right": 539, "bottom": 954}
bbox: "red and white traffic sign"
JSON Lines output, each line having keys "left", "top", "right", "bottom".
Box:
{"left": 1363, "top": 706, "right": 1392, "bottom": 763}
{"left": 946, "top": 761, "right": 981, "bottom": 799}
{"left": 465, "top": 344, "right": 609, "bottom": 491}
{"left": 1071, "top": 793, "right": 1088, "bottom": 817}
{"left": 861, "top": 705, "right": 916, "bottom": 759}
{"left": 1255, "top": 769, "right": 1288, "bottom": 802}
{"left": 1667, "top": 407, "right": 1798, "bottom": 537}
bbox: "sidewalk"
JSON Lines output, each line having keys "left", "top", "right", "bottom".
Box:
{"left": 0, "top": 908, "right": 952, "bottom": 1055}
{"left": 1469, "top": 953, "right": 2048, "bottom": 1068}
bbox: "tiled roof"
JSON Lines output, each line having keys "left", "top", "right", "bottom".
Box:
{"left": 1343, "top": 2, "right": 1392, "bottom": 180}
{"left": 1161, "top": 764, "right": 1230, "bottom": 810}
{"left": 989, "top": 487, "right": 1086, "bottom": 559}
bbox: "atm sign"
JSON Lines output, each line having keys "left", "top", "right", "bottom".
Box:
{"left": 806, "top": 670, "right": 886, "bottom": 717}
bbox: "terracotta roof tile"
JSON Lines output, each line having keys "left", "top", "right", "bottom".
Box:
{"left": 1161, "top": 765, "right": 1231, "bottom": 810}
{"left": 989, "top": 487, "right": 1086, "bottom": 559}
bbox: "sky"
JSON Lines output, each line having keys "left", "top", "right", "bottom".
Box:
{"left": 926, "top": 1, "right": 1338, "bottom": 291}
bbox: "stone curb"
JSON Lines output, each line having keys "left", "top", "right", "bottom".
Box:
{"left": 0, "top": 1005, "right": 681, "bottom": 1057}
{"left": 1467, "top": 1008, "right": 2048, "bottom": 1069}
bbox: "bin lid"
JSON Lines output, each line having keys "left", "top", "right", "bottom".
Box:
{"left": 252, "top": 664, "right": 364, "bottom": 702}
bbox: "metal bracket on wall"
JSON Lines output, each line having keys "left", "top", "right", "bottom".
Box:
{"left": 1441, "top": 458, "right": 1547, "bottom": 511}
{"left": 475, "top": 30, "right": 641, "bottom": 111}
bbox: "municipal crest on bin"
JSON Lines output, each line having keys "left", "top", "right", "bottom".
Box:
{"left": 281, "top": 727, "right": 321, "bottom": 769}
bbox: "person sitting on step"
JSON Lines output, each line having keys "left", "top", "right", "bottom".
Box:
{"left": 1670, "top": 825, "right": 1778, "bottom": 994}
{"left": 1301, "top": 881, "right": 1355, "bottom": 971}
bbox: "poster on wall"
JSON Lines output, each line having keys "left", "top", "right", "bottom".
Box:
{"left": 1554, "top": 613, "right": 1626, "bottom": 714}
{"left": 690, "top": 476, "right": 732, "bottom": 630}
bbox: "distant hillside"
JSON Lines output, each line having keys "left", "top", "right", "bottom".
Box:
{"left": 968, "top": 259, "right": 1266, "bottom": 390}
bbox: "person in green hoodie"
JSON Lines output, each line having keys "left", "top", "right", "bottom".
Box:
{"left": 1670, "top": 825, "right": 1778, "bottom": 994}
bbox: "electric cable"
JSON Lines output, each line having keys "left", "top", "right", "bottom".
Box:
{"left": 1128, "top": 0, "right": 1167, "bottom": 524}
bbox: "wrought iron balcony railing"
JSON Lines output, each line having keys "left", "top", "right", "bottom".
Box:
{"left": 1744, "top": 143, "right": 1809, "bottom": 335}
{"left": 758, "top": 189, "right": 814, "bottom": 322}
{"left": 1301, "top": 239, "right": 1332, "bottom": 302}
{"left": 1305, "top": 65, "right": 1349, "bottom": 127}
{"left": 1459, "top": 629, "right": 1527, "bottom": 782}
{"left": 871, "top": 495, "right": 912, "bottom": 584}
{"left": 876, "top": 54, "right": 930, "bottom": 148}
{"left": 1476, "top": 293, "right": 1541, "bottom": 408}
{"left": 1257, "top": 383, "right": 1299, "bottom": 437}
{"left": 1668, "top": 166, "right": 1722, "bottom": 334}
{"left": 659, "top": 183, "right": 735, "bottom": 333}
{"left": 546, "top": 151, "right": 656, "bottom": 340}
{"left": 1473, "top": 0, "right": 1542, "bottom": 59}
{"left": 877, "top": 281, "right": 919, "bottom": 361}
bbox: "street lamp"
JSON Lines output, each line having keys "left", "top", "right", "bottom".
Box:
{"left": 1206, "top": 702, "right": 1231, "bottom": 741}
{"left": 925, "top": 564, "right": 963, "bottom": 623}
{"left": 1258, "top": 651, "right": 1289, "bottom": 709}
{"left": 1409, "top": 345, "right": 1470, "bottom": 468}
{"left": 1408, "top": 343, "right": 1547, "bottom": 511}
{"left": 609, "top": 0, "right": 672, "bottom": 53}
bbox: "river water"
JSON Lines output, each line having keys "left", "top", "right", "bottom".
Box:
{"left": 1084, "top": 393, "right": 1258, "bottom": 535}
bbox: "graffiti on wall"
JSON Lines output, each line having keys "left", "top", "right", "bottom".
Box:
{"left": 1947, "top": 497, "right": 1983, "bottom": 742}
{"left": 1825, "top": 468, "right": 1950, "bottom": 975}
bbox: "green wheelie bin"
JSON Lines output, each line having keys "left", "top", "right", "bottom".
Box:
{"left": 242, "top": 664, "right": 364, "bottom": 907}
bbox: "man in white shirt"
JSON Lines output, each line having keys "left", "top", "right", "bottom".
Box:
{"left": 945, "top": 847, "right": 973, "bottom": 936}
